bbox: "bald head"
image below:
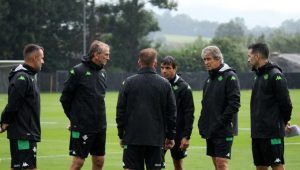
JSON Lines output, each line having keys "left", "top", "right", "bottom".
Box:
{"left": 138, "top": 48, "right": 157, "bottom": 67}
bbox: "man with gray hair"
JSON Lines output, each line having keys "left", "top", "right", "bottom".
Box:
{"left": 60, "top": 40, "right": 110, "bottom": 170}
{"left": 198, "top": 46, "right": 240, "bottom": 170}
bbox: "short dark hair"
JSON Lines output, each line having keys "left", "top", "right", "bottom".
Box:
{"left": 248, "top": 43, "right": 269, "bottom": 59}
{"left": 23, "top": 44, "right": 43, "bottom": 59}
{"left": 161, "top": 56, "right": 177, "bottom": 69}
{"left": 139, "top": 48, "right": 157, "bottom": 66}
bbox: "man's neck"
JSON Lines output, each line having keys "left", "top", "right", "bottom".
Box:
{"left": 256, "top": 59, "right": 268, "bottom": 69}
{"left": 24, "top": 61, "right": 35, "bottom": 70}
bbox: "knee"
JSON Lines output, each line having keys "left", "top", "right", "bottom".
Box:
{"left": 71, "top": 158, "right": 85, "bottom": 169}
{"left": 93, "top": 156, "right": 105, "bottom": 168}
{"left": 215, "top": 158, "right": 228, "bottom": 170}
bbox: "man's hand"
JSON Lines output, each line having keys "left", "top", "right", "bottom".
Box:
{"left": 285, "top": 121, "right": 292, "bottom": 134}
{"left": 67, "top": 124, "right": 71, "bottom": 131}
{"left": 180, "top": 137, "right": 189, "bottom": 151}
{"left": 0, "top": 123, "right": 9, "bottom": 133}
{"left": 165, "top": 139, "right": 175, "bottom": 150}
{"left": 119, "top": 139, "right": 124, "bottom": 148}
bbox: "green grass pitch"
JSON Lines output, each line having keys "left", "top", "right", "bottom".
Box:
{"left": 0, "top": 90, "right": 299, "bottom": 169}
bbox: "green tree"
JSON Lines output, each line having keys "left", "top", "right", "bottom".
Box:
{"left": 0, "top": 0, "right": 93, "bottom": 71}
{"left": 211, "top": 37, "right": 248, "bottom": 72}
{"left": 268, "top": 29, "right": 300, "bottom": 53}
{"left": 97, "top": 0, "right": 177, "bottom": 72}
{"left": 215, "top": 17, "right": 246, "bottom": 39}
{"left": 280, "top": 19, "right": 300, "bottom": 34}
{"left": 159, "top": 36, "right": 208, "bottom": 72}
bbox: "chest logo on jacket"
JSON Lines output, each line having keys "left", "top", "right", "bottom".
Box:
{"left": 173, "top": 85, "right": 178, "bottom": 91}
{"left": 85, "top": 71, "right": 91, "bottom": 76}
{"left": 218, "top": 76, "right": 223, "bottom": 81}
{"left": 18, "top": 75, "right": 25, "bottom": 80}
{"left": 276, "top": 75, "right": 282, "bottom": 81}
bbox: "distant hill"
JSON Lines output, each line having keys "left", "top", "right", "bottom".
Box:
{"left": 150, "top": 12, "right": 300, "bottom": 50}
{"left": 154, "top": 11, "right": 300, "bottom": 37}
{"left": 154, "top": 11, "right": 219, "bottom": 38}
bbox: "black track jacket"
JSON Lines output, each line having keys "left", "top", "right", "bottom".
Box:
{"left": 251, "top": 62, "right": 292, "bottom": 138}
{"left": 169, "top": 75, "right": 194, "bottom": 140}
{"left": 1, "top": 64, "right": 41, "bottom": 141}
{"left": 116, "top": 67, "right": 177, "bottom": 146}
{"left": 60, "top": 56, "right": 107, "bottom": 133}
{"left": 198, "top": 64, "right": 240, "bottom": 138}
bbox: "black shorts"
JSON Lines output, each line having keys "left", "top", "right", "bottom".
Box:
{"left": 206, "top": 137, "right": 233, "bottom": 159}
{"left": 123, "top": 145, "right": 163, "bottom": 170}
{"left": 69, "top": 130, "right": 106, "bottom": 159}
{"left": 252, "top": 138, "right": 285, "bottom": 166}
{"left": 9, "top": 139, "right": 37, "bottom": 169}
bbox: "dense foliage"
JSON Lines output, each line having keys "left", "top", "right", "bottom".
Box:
{"left": 0, "top": 1, "right": 299, "bottom": 72}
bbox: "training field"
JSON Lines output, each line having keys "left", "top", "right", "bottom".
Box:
{"left": 0, "top": 90, "right": 299, "bottom": 169}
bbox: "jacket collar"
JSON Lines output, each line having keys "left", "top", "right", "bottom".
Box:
{"left": 81, "top": 55, "right": 103, "bottom": 70}
{"left": 169, "top": 74, "right": 180, "bottom": 85}
{"left": 208, "top": 63, "right": 232, "bottom": 78}
{"left": 138, "top": 67, "right": 157, "bottom": 74}
{"left": 254, "top": 62, "right": 282, "bottom": 76}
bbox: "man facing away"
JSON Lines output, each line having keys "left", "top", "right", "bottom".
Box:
{"left": 160, "top": 56, "right": 195, "bottom": 170}
{"left": 0, "top": 44, "right": 44, "bottom": 170}
{"left": 116, "top": 48, "right": 177, "bottom": 170}
{"left": 247, "top": 43, "right": 292, "bottom": 170}
{"left": 60, "top": 40, "right": 110, "bottom": 170}
{"left": 198, "top": 45, "right": 241, "bottom": 170}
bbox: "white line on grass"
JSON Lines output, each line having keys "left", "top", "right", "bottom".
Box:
{"left": 0, "top": 152, "right": 123, "bottom": 161}
{"left": 189, "top": 146, "right": 206, "bottom": 149}
{"left": 239, "top": 128, "right": 250, "bottom": 131}
{"left": 41, "top": 121, "right": 58, "bottom": 124}
{"left": 286, "top": 142, "right": 300, "bottom": 145}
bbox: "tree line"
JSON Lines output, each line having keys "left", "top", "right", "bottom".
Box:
{"left": 0, "top": 0, "right": 176, "bottom": 72}
{"left": 1, "top": 0, "right": 300, "bottom": 73}
{"left": 162, "top": 17, "right": 300, "bottom": 72}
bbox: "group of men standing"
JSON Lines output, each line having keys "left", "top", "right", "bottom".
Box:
{"left": 0, "top": 41, "right": 293, "bottom": 170}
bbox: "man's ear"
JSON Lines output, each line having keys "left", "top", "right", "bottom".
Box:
{"left": 153, "top": 60, "right": 157, "bottom": 67}
{"left": 254, "top": 52, "right": 260, "bottom": 59}
{"left": 33, "top": 54, "right": 39, "bottom": 61}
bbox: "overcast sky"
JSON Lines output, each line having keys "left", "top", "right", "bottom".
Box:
{"left": 152, "top": 0, "right": 300, "bottom": 28}
{"left": 97, "top": 0, "right": 300, "bottom": 28}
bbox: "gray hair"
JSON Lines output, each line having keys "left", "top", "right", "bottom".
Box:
{"left": 88, "top": 40, "right": 109, "bottom": 57}
{"left": 201, "top": 46, "right": 224, "bottom": 63}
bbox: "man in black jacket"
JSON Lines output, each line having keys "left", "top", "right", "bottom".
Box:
{"left": 0, "top": 44, "right": 44, "bottom": 170}
{"left": 248, "top": 43, "right": 292, "bottom": 170}
{"left": 198, "top": 46, "right": 240, "bottom": 170}
{"left": 60, "top": 40, "right": 110, "bottom": 170}
{"left": 116, "top": 48, "right": 177, "bottom": 170}
{"left": 160, "top": 56, "right": 194, "bottom": 170}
